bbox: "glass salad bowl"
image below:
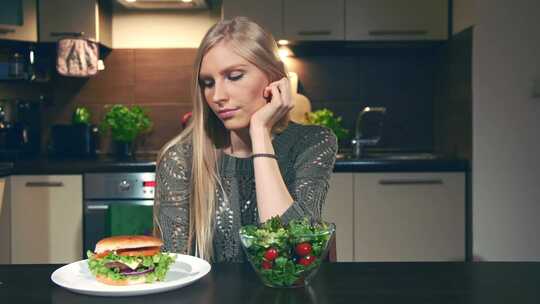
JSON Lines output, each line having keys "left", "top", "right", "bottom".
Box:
{"left": 239, "top": 217, "right": 335, "bottom": 288}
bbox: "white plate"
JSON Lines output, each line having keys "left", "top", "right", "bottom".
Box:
{"left": 51, "top": 254, "right": 211, "bottom": 297}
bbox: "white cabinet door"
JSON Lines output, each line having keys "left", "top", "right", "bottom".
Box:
{"left": 354, "top": 172, "right": 465, "bottom": 261}
{"left": 0, "top": 177, "right": 10, "bottom": 264}
{"left": 346, "top": 0, "right": 448, "bottom": 41}
{"left": 322, "top": 173, "right": 354, "bottom": 261}
{"left": 11, "top": 175, "right": 83, "bottom": 264}
{"left": 222, "top": 0, "right": 283, "bottom": 38}
{"left": 39, "top": 0, "right": 112, "bottom": 47}
{"left": 284, "top": 0, "right": 345, "bottom": 40}
{"left": 0, "top": 0, "right": 37, "bottom": 42}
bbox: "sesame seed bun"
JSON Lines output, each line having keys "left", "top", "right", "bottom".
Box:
{"left": 94, "top": 235, "right": 163, "bottom": 254}
{"left": 95, "top": 274, "right": 147, "bottom": 286}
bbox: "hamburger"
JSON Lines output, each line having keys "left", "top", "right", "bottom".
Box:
{"left": 87, "top": 235, "right": 176, "bottom": 286}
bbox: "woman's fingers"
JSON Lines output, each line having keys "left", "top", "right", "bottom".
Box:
{"left": 270, "top": 85, "right": 282, "bottom": 106}
{"left": 278, "top": 78, "right": 292, "bottom": 109}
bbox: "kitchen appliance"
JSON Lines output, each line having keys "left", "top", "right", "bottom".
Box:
{"left": 49, "top": 124, "right": 98, "bottom": 158}
{"left": 0, "top": 99, "right": 41, "bottom": 160}
{"left": 83, "top": 172, "right": 156, "bottom": 256}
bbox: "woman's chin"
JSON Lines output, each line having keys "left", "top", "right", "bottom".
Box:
{"left": 222, "top": 118, "right": 250, "bottom": 131}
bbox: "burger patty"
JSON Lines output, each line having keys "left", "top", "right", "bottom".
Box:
{"left": 104, "top": 261, "right": 132, "bottom": 271}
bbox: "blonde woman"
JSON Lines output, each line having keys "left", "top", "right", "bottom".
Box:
{"left": 154, "top": 17, "right": 337, "bottom": 262}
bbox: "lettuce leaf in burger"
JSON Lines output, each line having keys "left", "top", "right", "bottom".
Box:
{"left": 87, "top": 235, "right": 176, "bottom": 285}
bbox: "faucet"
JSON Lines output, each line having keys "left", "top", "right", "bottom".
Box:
{"left": 351, "top": 106, "right": 387, "bottom": 158}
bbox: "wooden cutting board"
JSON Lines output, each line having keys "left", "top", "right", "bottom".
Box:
{"left": 290, "top": 93, "right": 312, "bottom": 124}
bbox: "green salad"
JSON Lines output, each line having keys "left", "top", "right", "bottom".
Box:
{"left": 239, "top": 217, "right": 333, "bottom": 287}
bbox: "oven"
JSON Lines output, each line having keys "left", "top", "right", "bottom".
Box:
{"left": 83, "top": 172, "right": 156, "bottom": 255}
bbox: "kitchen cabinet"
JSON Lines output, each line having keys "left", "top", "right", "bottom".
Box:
{"left": 10, "top": 175, "right": 83, "bottom": 264}
{"left": 222, "top": 0, "right": 283, "bottom": 38}
{"left": 324, "top": 171, "right": 465, "bottom": 262}
{"left": 0, "top": 177, "right": 9, "bottom": 264}
{"left": 283, "top": 0, "right": 345, "bottom": 41}
{"left": 223, "top": 0, "right": 446, "bottom": 42}
{"left": 39, "top": 0, "right": 112, "bottom": 48}
{"left": 322, "top": 173, "right": 354, "bottom": 262}
{"left": 354, "top": 172, "right": 465, "bottom": 261}
{"left": 345, "top": 0, "right": 448, "bottom": 41}
{"left": 0, "top": 0, "right": 37, "bottom": 42}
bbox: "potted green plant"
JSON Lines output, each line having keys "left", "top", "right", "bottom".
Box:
{"left": 99, "top": 105, "right": 152, "bottom": 158}
{"left": 306, "top": 108, "right": 349, "bottom": 142}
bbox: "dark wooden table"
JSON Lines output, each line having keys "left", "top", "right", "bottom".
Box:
{"left": 1, "top": 262, "right": 539, "bottom": 303}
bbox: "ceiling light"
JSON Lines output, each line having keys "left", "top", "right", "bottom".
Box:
{"left": 277, "top": 40, "right": 289, "bottom": 46}
{"left": 125, "top": 0, "right": 136, "bottom": 3}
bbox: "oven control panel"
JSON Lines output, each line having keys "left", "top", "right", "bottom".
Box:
{"left": 84, "top": 172, "right": 156, "bottom": 199}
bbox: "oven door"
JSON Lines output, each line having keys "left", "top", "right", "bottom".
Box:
{"left": 83, "top": 199, "right": 154, "bottom": 256}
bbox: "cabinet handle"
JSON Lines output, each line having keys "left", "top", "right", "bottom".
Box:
{"left": 368, "top": 30, "right": 428, "bottom": 36}
{"left": 297, "top": 30, "right": 332, "bottom": 36}
{"left": 25, "top": 182, "right": 64, "bottom": 187}
{"left": 50, "top": 32, "right": 85, "bottom": 37}
{"left": 87, "top": 205, "right": 109, "bottom": 210}
{"left": 0, "top": 28, "right": 16, "bottom": 34}
{"left": 379, "top": 179, "right": 443, "bottom": 185}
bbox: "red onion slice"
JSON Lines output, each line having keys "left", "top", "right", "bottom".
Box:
{"left": 120, "top": 267, "right": 155, "bottom": 276}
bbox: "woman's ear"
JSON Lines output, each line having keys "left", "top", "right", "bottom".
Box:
{"left": 263, "top": 85, "right": 273, "bottom": 102}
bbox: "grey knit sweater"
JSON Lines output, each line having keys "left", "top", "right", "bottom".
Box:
{"left": 155, "top": 122, "right": 337, "bottom": 262}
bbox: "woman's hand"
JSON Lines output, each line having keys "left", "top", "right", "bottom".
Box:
{"left": 250, "top": 77, "right": 293, "bottom": 135}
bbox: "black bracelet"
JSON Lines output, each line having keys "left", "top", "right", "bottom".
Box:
{"left": 251, "top": 153, "right": 278, "bottom": 160}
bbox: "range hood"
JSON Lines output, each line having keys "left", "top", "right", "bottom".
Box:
{"left": 116, "top": 0, "right": 210, "bottom": 10}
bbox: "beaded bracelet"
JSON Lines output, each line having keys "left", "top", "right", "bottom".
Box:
{"left": 251, "top": 153, "right": 278, "bottom": 160}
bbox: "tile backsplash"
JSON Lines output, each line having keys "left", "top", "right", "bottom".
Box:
{"left": 1, "top": 41, "right": 471, "bottom": 158}
{"left": 43, "top": 48, "right": 197, "bottom": 155}
{"left": 288, "top": 46, "right": 441, "bottom": 152}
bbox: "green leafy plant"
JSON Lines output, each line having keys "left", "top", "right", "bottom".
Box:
{"left": 99, "top": 105, "right": 152, "bottom": 142}
{"left": 72, "top": 106, "right": 91, "bottom": 125}
{"left": 306, "top": 108, "right": 349, "bottom": 141}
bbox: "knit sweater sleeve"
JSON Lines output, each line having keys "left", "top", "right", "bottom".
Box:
{"left": 154, "top": 143, "right": 192, "bottom": 254}
{"left": 280, "top": 126, "right": 338, "bottom": 224}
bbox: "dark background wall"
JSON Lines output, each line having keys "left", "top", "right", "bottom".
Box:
{"left": 434, "top": 28, "right": 473, "bottom": 160}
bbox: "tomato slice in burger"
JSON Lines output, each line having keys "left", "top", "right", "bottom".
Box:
{"left": 117, "top": 246, "right": 161, "bottom": 257}
{"left": 94, "top": 251, "right": 111, "bottom": 259}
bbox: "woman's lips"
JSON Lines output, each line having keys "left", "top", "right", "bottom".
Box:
{"left": 218, "top": 108, "right": 239, "bottom": 119}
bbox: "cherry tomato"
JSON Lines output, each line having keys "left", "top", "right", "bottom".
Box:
{"left": 298, "top": 255, "right": 316, "bottom": 266}
{"left": 264, "top": 248, "right": 279, "bottom": 261}
{"left": 295, "top": 242, "right": 312, "bottom": 257}
{"left": 261, "top": 260, "right": 273, "bottom": 269}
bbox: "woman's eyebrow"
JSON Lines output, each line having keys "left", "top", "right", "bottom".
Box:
{"left": 200, "top": 64, "right": 248, "bottom": 78}
{"left": 221, "top": 64, "right": 248, "bottom": 72}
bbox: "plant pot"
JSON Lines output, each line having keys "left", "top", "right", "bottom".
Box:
{"left": 114, "top": 141, "right": 134, "bottom": 159}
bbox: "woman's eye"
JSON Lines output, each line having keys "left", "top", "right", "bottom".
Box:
{"left": 228, "top": 72, "right": 243, "bottom": 81}
{"left": 200, "top": 79, "right": 214, "bottom": 88}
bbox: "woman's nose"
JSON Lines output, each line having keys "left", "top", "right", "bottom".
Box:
{"left": 212, "top": 81, "right": 228, "bottom": 103}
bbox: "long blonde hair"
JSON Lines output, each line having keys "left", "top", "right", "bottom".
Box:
{"left": 155, "top": 17, "right": 289, "bottom": 261}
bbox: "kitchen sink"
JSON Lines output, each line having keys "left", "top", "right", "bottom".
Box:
{"left": 336, "top": 152, "right": 439, "bottom": 161}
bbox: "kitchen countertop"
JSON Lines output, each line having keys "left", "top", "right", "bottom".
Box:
{"left": 0, "top": 153, "right": 468, "bottom": 176}
{"left": 1, "top": 262, "right": 539, "bottom": 303}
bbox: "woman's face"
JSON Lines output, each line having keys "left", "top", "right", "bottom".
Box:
{"left": 199, "top": 42, "right": 270, "bottom": 131}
